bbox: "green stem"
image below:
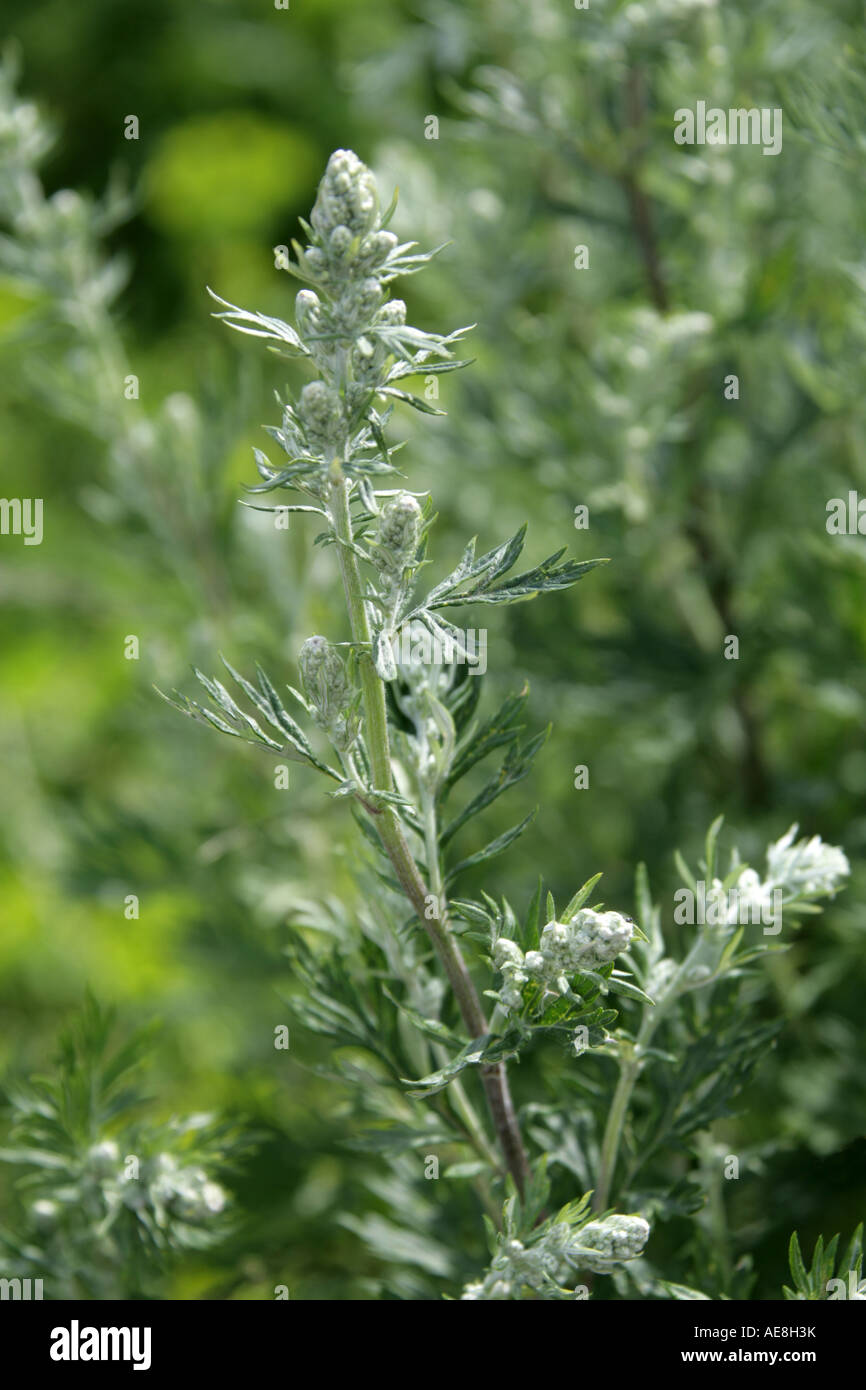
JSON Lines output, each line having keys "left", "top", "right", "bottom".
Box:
{"left": 327, "top": 466, "right": 530, "bottom": 1197}
{"left": 422, "top": 791, "right": 501, "bottom": 1175}
{"left": 700, "top": 1134, "right": 733, "bottom": 1292}
{"left": 594, "top": 1053, "right": 642, "bottom": 1213}
{"left": 594, "top": 936, "right": 708, "bottom": 1211}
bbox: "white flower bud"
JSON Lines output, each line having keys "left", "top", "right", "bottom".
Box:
{"left": 539, "top": 909, "right": 633, "bottom": 973}
{"left": 378, "top": 298, "right": 407, "bottom": 326}
{"left": 202, "top": 1181, "right": 227, "bottom": 1214}
{"left": 567, "top": 909, "right": 634, "bottom": 969}
{"left": 329, "top": 224, "right": 353, "bottom": 258}
{"left": 461, "top": 1211, "right": 651, "bottom": 1298}
{"left": 494, "top": 938, "right": 524, "bottom": 969}
{"left": 31, "top": 1198, "right": 60, "bottom": 1226}
{"left": 375, "top": 493, "right": 422, "bottom": 581}
{"left": 496, "top": 908, "right": 633, "bottom": 1018}
{"left": 295, "top": 289, "right": 322, "bottom": 335}
{"left": 87, "top": 1140, "right": 120, "bottom": 1175}
{"left": 357, "top": 277, "right": 384, "bottom": 314}
{"left": 298, "top": 380, "right": 343, "bottom": 454}
{"left": 574, "top": 1213, "right": 650, "bottom": 1272}
{"left": 303, "top": 247, "right": 326, "bottom": 276}
{"left": 299, "top": 636, "right": 349, "bottom": 720}
{"left": 358, "top": 230, "right": 398, "bottom": 268}
{"left": 311, "top": 149, "right": 379, "bottom": 240}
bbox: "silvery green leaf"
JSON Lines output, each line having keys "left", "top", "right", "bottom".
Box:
{"left": 378, "top": 386, "right": 446, "bottom": 416}
{"left": 381, "top": 989, "right": 462, "bottom": 1048}
{"left": 440, "top": 728, "right": 548, "bottom": 848}
{"left": 238, "top": 500, "right": 327, "bottom": 516}
{"left": 403, "top": 1030, "right": 523, "bottom": 1098}
{"left": 605, "top": 975, "right": 655, "bottom": 1007}
{"left": 381, "top": 240, "right": 452, "bottom": 280}
{"left": 704, "top": 814, "right": 725, "bottom": 878}
{"left": 386, "top": 357, "right": 473, "bottom": 382}
{"left": 338, "top": 1214, "right": 454, "bottom": 1278}
{"left": 207, "top": 288, "right": 308, "bottom": 354}
{"left": 656, "top": 1282, "right": 712, "bottom": 1301}
{"left": 446, "top": 812, "right": 536, "bottom": 883}
{"left": 420, "top": 538, "right": 479, "bottom": 607}
{"left": 432, "top": 551, "right": 608, "bottom": 609}
{"left": 447, "top": 687, "right": 530, "bottom": 789}
{"left": 673, "top": 849, "right": 697, "bottom": 892}
{"left": 561, "top": 874, "right": 605, "bottom": 921}
{"left": 443, "top": 1161, "right": 488, "bottom": 1180}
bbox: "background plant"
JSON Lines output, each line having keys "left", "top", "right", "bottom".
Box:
{"left": 0, "top": 996, "right": 247, "bottom": 1299}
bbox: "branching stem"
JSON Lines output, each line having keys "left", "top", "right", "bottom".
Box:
{"left": 328, "top": 465, "right": 530, "bottom": 1197}
{"left": 594, "top": 934, "right": 708, "bottom": 1210}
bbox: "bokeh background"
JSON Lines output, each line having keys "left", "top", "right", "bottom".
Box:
{"left": 0, "top": 0, "right": 864, "bottom": 1298}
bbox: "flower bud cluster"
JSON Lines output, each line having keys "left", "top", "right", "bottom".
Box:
{"left": 698, "top": 827, "right": 849, "bottom": 939}
{"left": 461, "top": 1212, "right": 650, "bottom": 1299}
{"left": 764, "top": 825, "right": 849, "bottom": 899}
{"left": 310, "top": 149, "right": 379, "bottom": 241}
{"left": 297, "top": 380, "right": 345, "bottom": 456}
{"left": 297, "top": 149, "right": 398, "bottom": 298}
{"left": 214, "top": 147, "right": 466, "bottom": 499}
{"left": 39, "top": 1134, "right": 231, "bottom": 1236}
{"left": 274, "top": 150, "right": 424, "bottom": 488}
{"left": 298, "top": 636, "right": 357, "bottom": 750}
{"left": 350, "top": 298, "right": 407, "bottom": 392}
{"left": 494, "top": 908, "right": 634, "bottom": 1014}
{"left": 575, "top": 1213, "right": 651, "bottom": 1272}
{"left": 294, "top": 280, "right": 405, "bottom": 396}
{"left": 148, "top": 1152, "right": 226, "bottom": 1223}
{"left": 373, "top": 492, "right": 422, "bottom": 594}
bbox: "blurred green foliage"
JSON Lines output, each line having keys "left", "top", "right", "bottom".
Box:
{"left": 0, "top": 0, "right": 864, "bottom": 1298}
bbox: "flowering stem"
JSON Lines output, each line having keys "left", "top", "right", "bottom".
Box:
{"left": 327, "top": 465, "right": 530, "bottom": 1197}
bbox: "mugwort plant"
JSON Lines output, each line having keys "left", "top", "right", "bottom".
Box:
{"left": 164, "top": 150, "right": 854, "bottom": 1299}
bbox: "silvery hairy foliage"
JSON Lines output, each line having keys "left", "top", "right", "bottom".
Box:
{"left": 167, "top": 151, "right": 853, "bottom": 1299}
{"left": 0, "top": 55, "right": 255, "bottom": 619}
{"left": 0, "top": 997, "right": 247, "bottom": 1300}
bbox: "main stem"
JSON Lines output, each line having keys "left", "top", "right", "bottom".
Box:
{"left": 328, "top": 467, "right": 530, "bottom": 1197}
